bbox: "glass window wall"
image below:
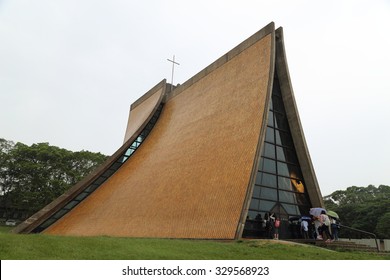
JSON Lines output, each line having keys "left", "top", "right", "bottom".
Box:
{"left": 244, "top": 70, "right": 312, "bottom": 238}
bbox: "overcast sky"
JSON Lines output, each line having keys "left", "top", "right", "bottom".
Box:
{"left": 1, "top": 0, "right": 389, "bottom": 196}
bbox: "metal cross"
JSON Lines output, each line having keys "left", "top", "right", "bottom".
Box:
{"left": 167, "top": 55, "right": 180, "bottom": 91}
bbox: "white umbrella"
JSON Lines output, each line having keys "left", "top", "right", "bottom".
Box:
{"left": 309, "top": 207, "right": 326, "bottom": 217}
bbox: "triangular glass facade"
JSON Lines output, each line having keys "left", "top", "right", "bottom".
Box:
{"left": 243, "top": 70, "right": 312, "bottom": 238}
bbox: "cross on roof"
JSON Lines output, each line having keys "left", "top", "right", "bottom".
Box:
{"left": 167, "top": 55, "right": 180, "bottom": 91}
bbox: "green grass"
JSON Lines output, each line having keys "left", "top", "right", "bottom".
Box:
{"left": 0, "top": 225, "right": 12, "bottom": 234}
{"left": 1, "top": 226, "right": 388, "bottom": 260}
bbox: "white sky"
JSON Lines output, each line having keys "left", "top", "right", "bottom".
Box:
{"left": 0, "top": 0, "right": 389, "bottom": 196}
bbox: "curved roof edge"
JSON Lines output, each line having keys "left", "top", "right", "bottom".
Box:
{"left": 123, "top": 79, "right": 168, "bottom": 143}
{"left": 130, "top": 79, "right": 169, "bottom": 110}
{"left": 274, "top": 27, "right": 324, "bottom": 207}
{"left": 235, "top": 26, "right": 276, "bottom": 239}
{"left": 12, "top": 80, "right": 168, "bottom": 234}
{"left": 166, "top": 22, "right": 275, "bottom": 102}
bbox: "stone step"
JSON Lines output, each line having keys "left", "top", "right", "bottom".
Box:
{"left": 285, "top": 239, "right": 379, "bottom": 252}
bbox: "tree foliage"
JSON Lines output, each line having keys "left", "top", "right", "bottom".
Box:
{"left": 0, "top": 138, "right": 108, "bottom": 218}
{"left": 376, "top": 212, "right": 390, "bottom": 238}
{"left": 324, "top": 185, "right": 390, "bottom": 239}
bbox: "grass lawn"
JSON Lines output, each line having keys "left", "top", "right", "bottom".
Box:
{"left": 0, "top": 225, "right": 12, "bottom": 234}
{"left": 1, "top": 226, "right": 388, "bottom": 260}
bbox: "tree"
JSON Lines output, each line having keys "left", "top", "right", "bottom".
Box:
{"left": 323, "top": 185, "right": 390, "bottom": 239}
{"left": 0, "top": 139, "right": 108, "bottom": 218}
{"left": 0, "top": 139, "right": 16, "bottom": 217}
{"left": 376, "top": 212, "right": 390, "bottom": 239}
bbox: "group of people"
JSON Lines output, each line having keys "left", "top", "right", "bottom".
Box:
{"left": 253, "top": 210, "right": 340, "bottom": 241}
{"left": 298, "top": 211, "right": 339, "bottom": 242}
{"left": 254, "top": 212, "right": 281, "bottom": 240}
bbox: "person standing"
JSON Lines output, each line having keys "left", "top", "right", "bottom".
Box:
{"left": 301, "top": 219, "right": 309, "bottom": 239}
{"left": 320, "top": 211, "right": 333, "bottom": 242}
{"left": 265, "top": 212, "right": 275, "bottom": 239}
{"left": 274, "top": 217, "right": 280, "bottom": 240}
{"left": 330, "top": 217, "right": 339, "bottom": 241}
{"left": 314, "top": 217, "right": 322, "bottom": 240}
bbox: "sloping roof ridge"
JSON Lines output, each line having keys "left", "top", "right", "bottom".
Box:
{"left": 130, "top": 79, "right": 167, "bottom": 110}
{"left": 166, "top": 22, "right": 275, "bottom": 101}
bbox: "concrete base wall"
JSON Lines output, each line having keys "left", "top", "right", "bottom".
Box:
{"left": 340, "top": 238, "right": 390, "bottom": 251}
{"left": 383, "top": 239, "right": 390, "bottom": 251}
